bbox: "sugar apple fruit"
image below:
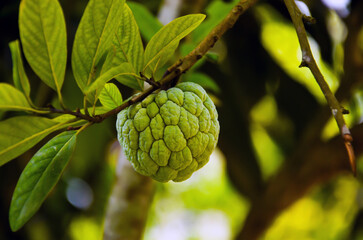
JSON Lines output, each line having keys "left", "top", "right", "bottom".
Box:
{"left": 116, "top": 82, "right": 219, "bottom": 182}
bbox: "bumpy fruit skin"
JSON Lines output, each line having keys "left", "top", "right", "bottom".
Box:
{"left": 116, "top": 82, "right": 219, "bottom": 182}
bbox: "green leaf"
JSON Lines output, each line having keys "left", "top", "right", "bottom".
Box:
{"left": 9, "top": 40, "right": 31, "bottom": 102}
{"left": 102, "top": 4, "right": 144, "bottom": 91}
{"left": 191, "top": 0, "right": 238, "bottom": 43}
{"left": 19, "top": 0, "right": 67, "bottom": 97}
{"left": 143, "top": 14, "right": 205, "bottom": 74}
{"left": 184, "top": 72, "right": 220, "bottom": 93}
{"left": 0, "top": 83, "right": 31, "bottom": 112}
{"left": 9, "top": 131, "right": 77, "bottom": 231}
{"left": 0, "top": 83, "right": 48, "bottom": 114}
{"left": 127, "top": 2, "right": 163, "bottom": 42}
{"left": 144, "top": 41, "right": 178, "bottom": 80}
{"left": 0, "top": 116, "right": 64, "bottom": 166}
{"left": 99, "top": 83, "right": 123, "bottom": 110}
{"left": 86, "top": 63, "right": 140, "bottom": 93}
{"left": 72, "top": 0, "right": 125, "bottom": 101}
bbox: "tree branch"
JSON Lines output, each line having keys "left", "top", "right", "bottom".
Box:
{"left": 103, "top": 150, "right": 155, "bottom": 240}
{"left": 164, "top": 0, "right": 257, "bottom": 84}
{"left": 283, "top": 0, "right": 355, "bottom": 174}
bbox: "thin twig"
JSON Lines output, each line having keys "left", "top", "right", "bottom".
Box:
{"left": 283, "top": 0, "right": 356, "bottom": 175}
{"left": 49, "top": 105, "right": 98, "bottom": 123}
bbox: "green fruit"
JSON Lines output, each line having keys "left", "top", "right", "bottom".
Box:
{"left": 116, "top": 82, "right": 219, "bottom": 182}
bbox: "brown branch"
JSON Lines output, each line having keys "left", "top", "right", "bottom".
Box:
{"left": 49, "top": 106, "right": 98, "bottom": 123}
{"left": 283, "top": 0, "right": 355, "bottom": 175}
{"left": 164, "top": 0, "right": 257, "bottom": 84}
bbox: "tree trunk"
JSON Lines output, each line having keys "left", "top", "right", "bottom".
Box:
{"left": 103, "top": 150, "right": 155, "bottom": 240}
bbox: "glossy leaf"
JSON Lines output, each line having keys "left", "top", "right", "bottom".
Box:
{"left": 0, "top": 116, "right": 64, "bottom": 166}
{"left": 102, "top": 4, "right": 144, "bottom": 90}
{"left": 19, "top": 0, "right": 67, "bottom": 96}
{"left": 9, "top": 131, "right": 77, "bottom": 231}
{"left": 8, "top": 40, "right": 31, "bottom": 101}
{"left": 128, "top": 2, "right": 163, "bottom": 42}
{"left": 72, "top": 0, "right": 125, "bottom": 101}
{"left": 0, "top": 83, "right": 31, "bottom": 112}
{"left": 99, "top": 83, "right": 123, "bottom": 110}
{"left": 143, "top": 14, "right": 205, "bottom": 74}
{"left": 86, "top": 63, "right": 140, "bottom": 93}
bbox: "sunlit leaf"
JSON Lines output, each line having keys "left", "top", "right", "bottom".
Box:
{"left": 0, "top": 116, "right": 64, "bottom": 166}
{"left": 264, "top": 177, "right": 358, "bottom": 239}
{"left": 99, "top": 83, "right": 123, "bottom": 110}
{"left": 143, "top": 14, "right": 206, "bottom": 74}
{"left": 102, "top": 4, "right": 144, "bottom": 90}
{"left": 0, "top": 83, "right": 31, "bottom": 112}
{"left": 250, "top": 95, "right": 277, "bottom": 125}
{"left": 250, "top": 123, "right": 284, "bottom": 179}
{"left": 86, "top": 63, "right": 140, "bottom": 93}
{"left": 9, "top": 40, "right": 31, "bottom": 102}
{"left": 9, "top": 131, "right": 77, "bottom": 231}
{"left": 69, "top": 217, "right": 102, "bottom": 240}
{"left": 72, "top": 0, "right": 125, "bottom": 102}
{"left": 127, "top": 1, "right": 163, "bottom": 42}
{"left": 19, "top": 0, "right": 67, "bottom": 96}
{"left": 255, "top": 4, "right": 339, "bottom": 103}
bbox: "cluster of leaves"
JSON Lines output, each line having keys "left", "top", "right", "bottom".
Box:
{"left": 0, "top": 0, "right": 220, "bottom": 232}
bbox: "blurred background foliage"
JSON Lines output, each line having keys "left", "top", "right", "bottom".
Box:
{"left": 1, "top": 0, "right": 363, "bottom": 239}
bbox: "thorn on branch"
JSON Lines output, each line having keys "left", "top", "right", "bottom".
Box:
{"left": 341, "top": 125, "right": 356, "bottom": 176}
{"left": 302, "top": 15, "right": 316, "bottom": 24}
{"left": 299, "top": 60, "right": 308, "bottom": 68}
{"left": 233, "top": 5, "right": 244, "bottom": 14}
{"left": 342, "top": 108, "right": 350, "bottom": 115}
{"left": 344, "top": 140, "right": 356, "bottom": 176}
{"left": 211, "top": 36, "right": 219, "bottom": 48}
